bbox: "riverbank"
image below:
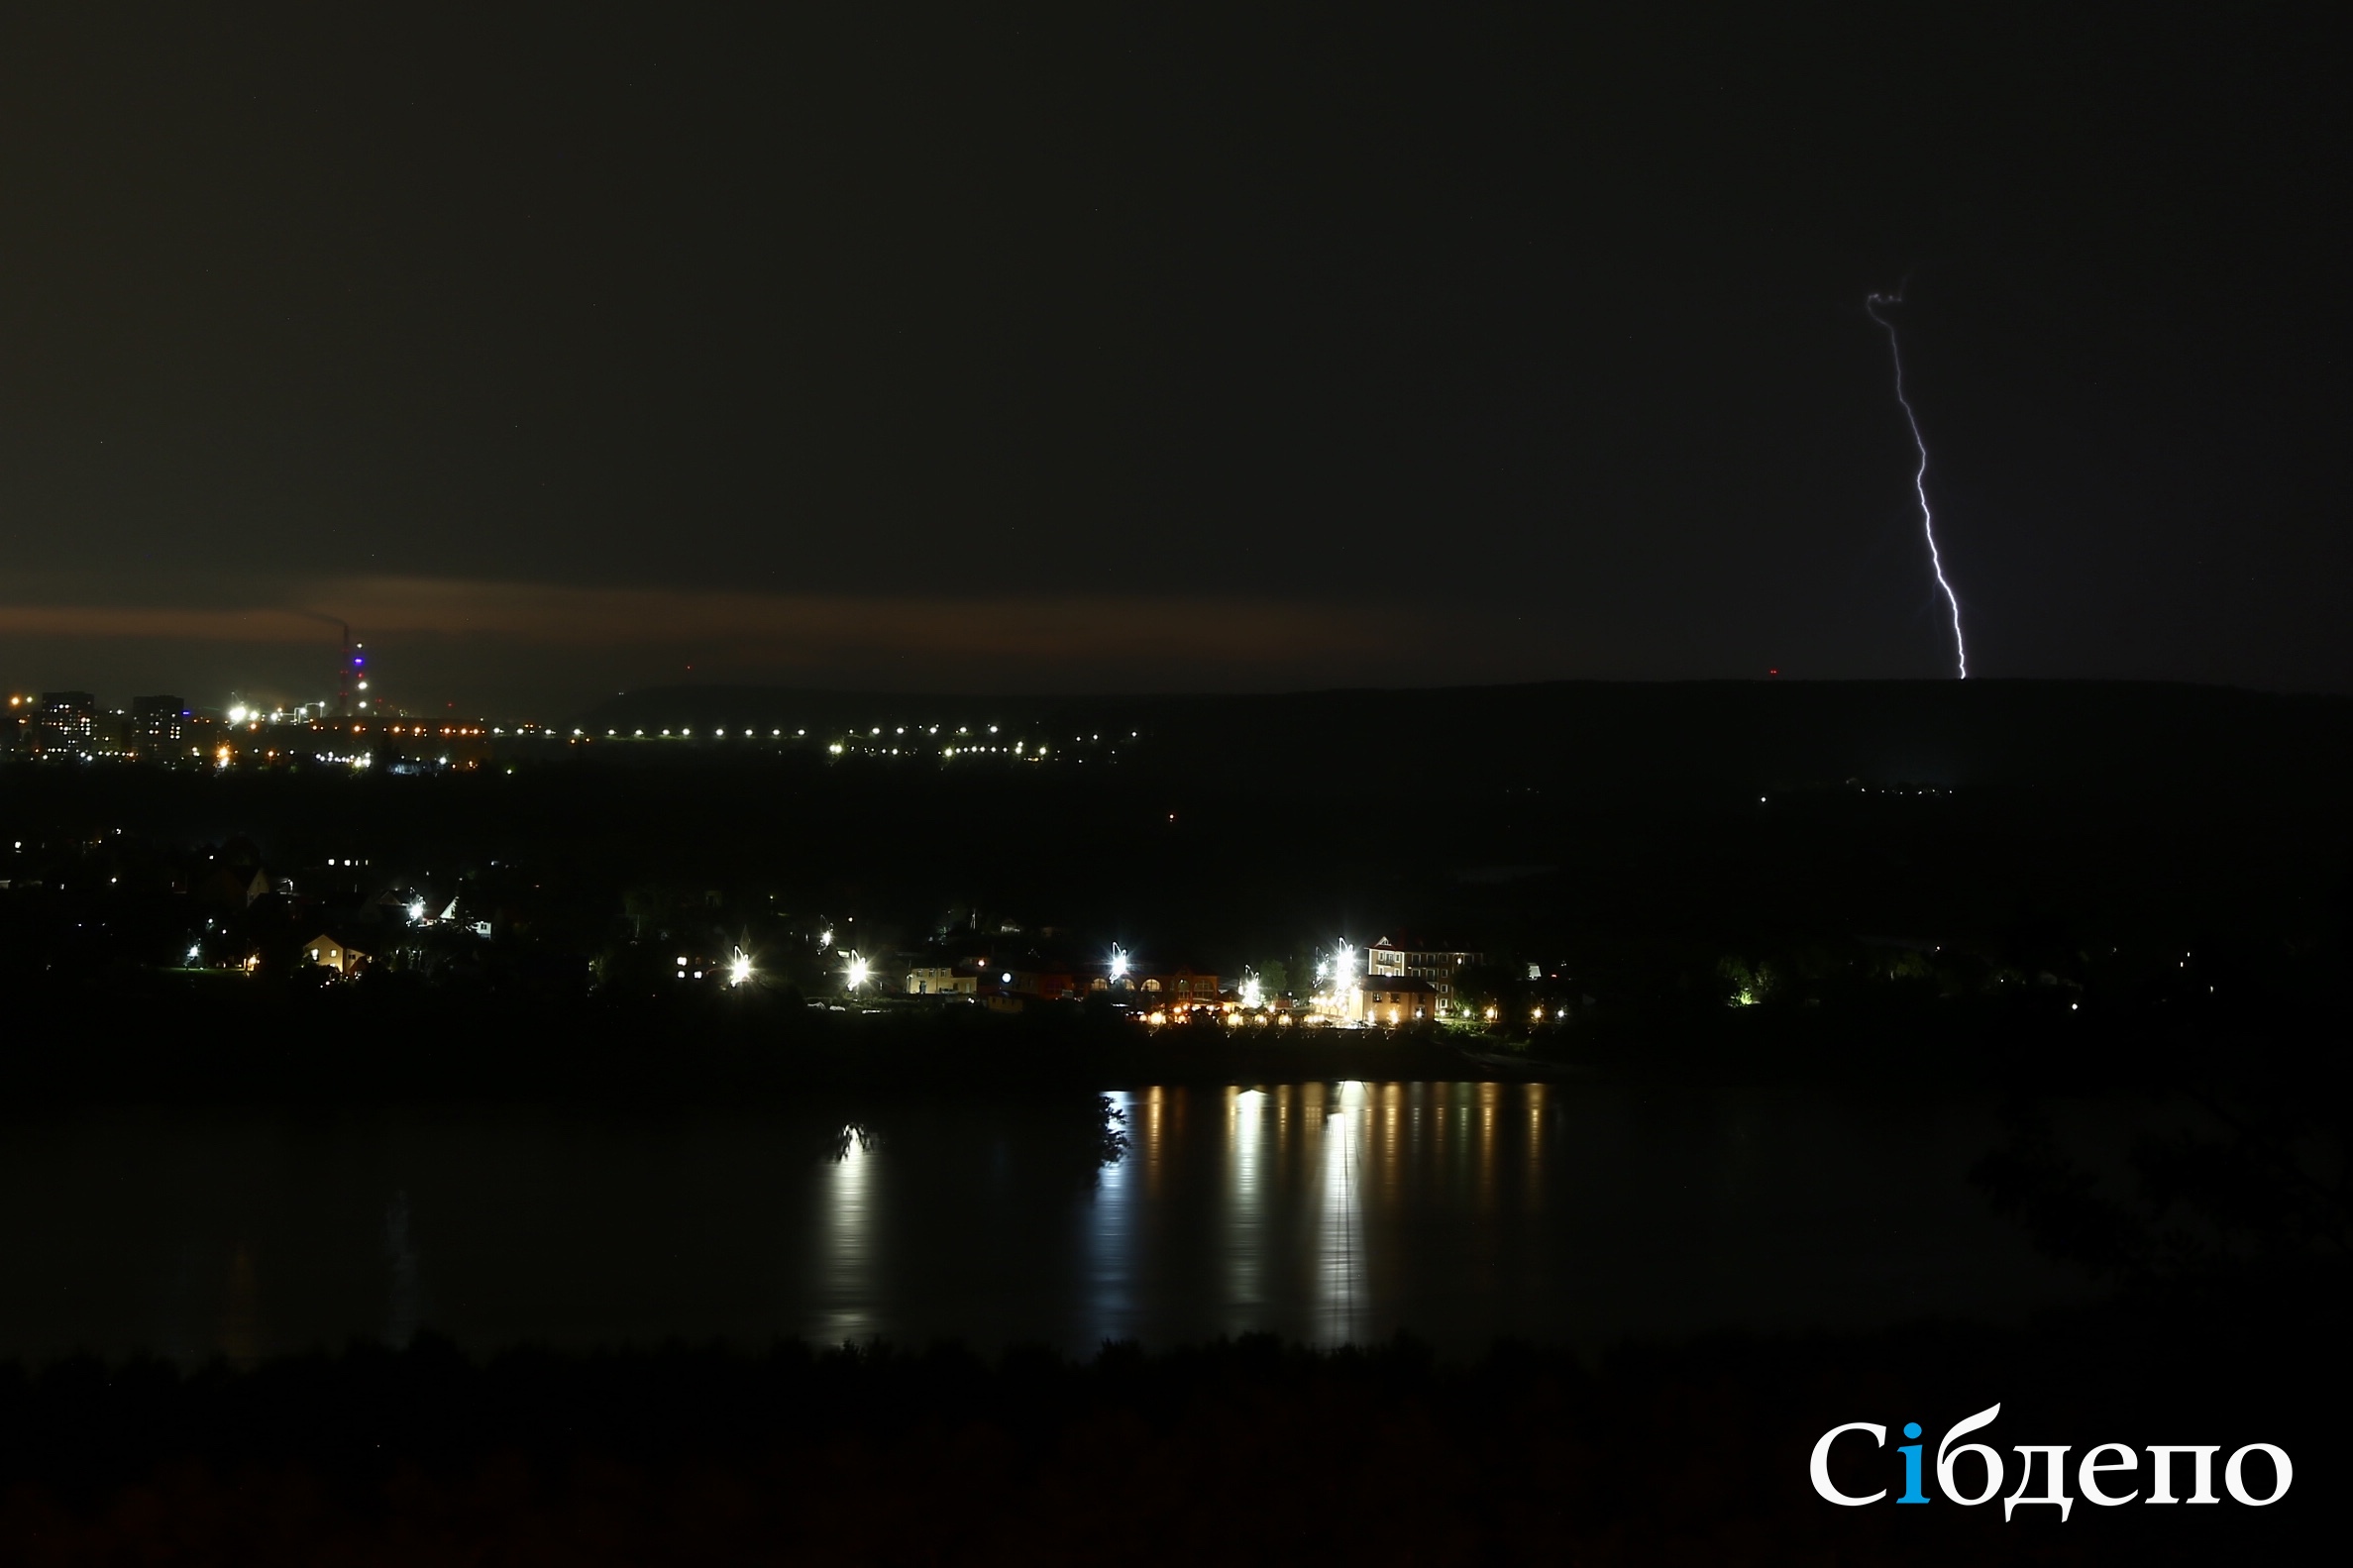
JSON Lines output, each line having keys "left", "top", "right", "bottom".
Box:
{"left": 17, "top": 974, "right": 2288, "bottom": 1109}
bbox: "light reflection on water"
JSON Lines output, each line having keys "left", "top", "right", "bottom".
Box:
{"left": 1081, "top": 1091, "right": 1136, "bottom": 1342}
{"left": 1318, "top": 1081, "right": 1367, "bottom": 1347}
{"left": 1225, "top": 1087, "right": 1266, "bottom": 1333}
{"left": 0, "top": 1084, "right": 2102, "bottom": 1364}
{"left": 813, "top": 1129, "right": 878, "bottom": 1346}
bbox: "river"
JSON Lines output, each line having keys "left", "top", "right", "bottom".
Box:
{"left": 0, "top": 1082, "right": 2099, "bottom": 1364}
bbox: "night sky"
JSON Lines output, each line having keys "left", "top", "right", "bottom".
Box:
{"left": 1, "top": 6, "right": 2345, "bottom": 714}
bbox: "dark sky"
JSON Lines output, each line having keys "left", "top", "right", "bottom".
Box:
{"left": 1, "top": 5, "right": 2346, "bottom": 714}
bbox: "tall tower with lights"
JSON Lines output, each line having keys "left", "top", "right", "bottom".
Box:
{"left": 335, "top": 632, "right": 374, "bottom": 718}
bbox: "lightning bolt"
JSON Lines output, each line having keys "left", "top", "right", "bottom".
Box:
{"left": 1866, "top": 289, "right": 1967, "bottom": 679}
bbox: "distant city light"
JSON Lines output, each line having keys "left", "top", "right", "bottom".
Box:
{"left": 227, "top": 705, "right": 248, "bottom": 725}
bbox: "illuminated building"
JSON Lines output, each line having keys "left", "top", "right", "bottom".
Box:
{"left": 1144, "top": 968, "right": 1222, "bottom": 1008}
{"left": 132, "top": 695, "right": 187, "bottom": 751}
{"left": 32, "top": 691, "right": 95, "bottom": 755}
{"left": 1365, "top": 936, "right": 1486, "bottom": 1013}
{"left": 302, "top": 932, "right": 373, "bottom": 978}
{"left": 1346, "top": 974, "right": 1441, "bottom": 1025}
{"left": 907, "top": 962, "right": 982, "bottom": 996}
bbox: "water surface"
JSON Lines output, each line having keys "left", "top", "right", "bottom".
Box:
{"left": 0, "top": 1082, "right": 2097, "bottom": 1363}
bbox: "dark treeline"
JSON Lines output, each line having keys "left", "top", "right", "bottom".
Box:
{"left": 5, "top": 692, "right": 2347, "bottom": 1015}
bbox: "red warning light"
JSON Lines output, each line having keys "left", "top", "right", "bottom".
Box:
{"left": 1767, "top": 668, "right": 1779, "bottom": 677}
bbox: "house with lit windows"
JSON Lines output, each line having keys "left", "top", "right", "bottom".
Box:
{"left": 302, "top": 932, "right": 372, "bottom": 978}
{"left": 1365, "top": 936, "right": 1485, "bottom": 1015}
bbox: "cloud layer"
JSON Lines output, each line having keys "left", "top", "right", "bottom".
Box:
{"left": 0, "top": 575, "right": 1570, "bottom": 711}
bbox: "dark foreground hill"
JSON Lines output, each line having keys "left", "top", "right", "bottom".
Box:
{"left": 2, "top": 1294, "right": 2335, "bottom": 1566}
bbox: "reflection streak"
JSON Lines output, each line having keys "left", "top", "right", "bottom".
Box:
{"left": 813, "top": 1130, "right": 879, "bottom": 1345}
{"left": 1225, "top": 1089, "right": 1266, "bottom": 1327}
{"left": 1318, "top": 1082, "right": 1369, "bottom": 1346}
{"left": 1083, "top": 1091, "right": 1137, "bottom": 1341}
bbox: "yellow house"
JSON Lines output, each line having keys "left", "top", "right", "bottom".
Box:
{"left": 907, "top": 964, "right": 980, "bottom": 995}
{"left": 1348, "top": 975, "right": 1439, "bottom": 1026}
{"left": 303, "top": 933, "right": 371, "bottom": 977}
